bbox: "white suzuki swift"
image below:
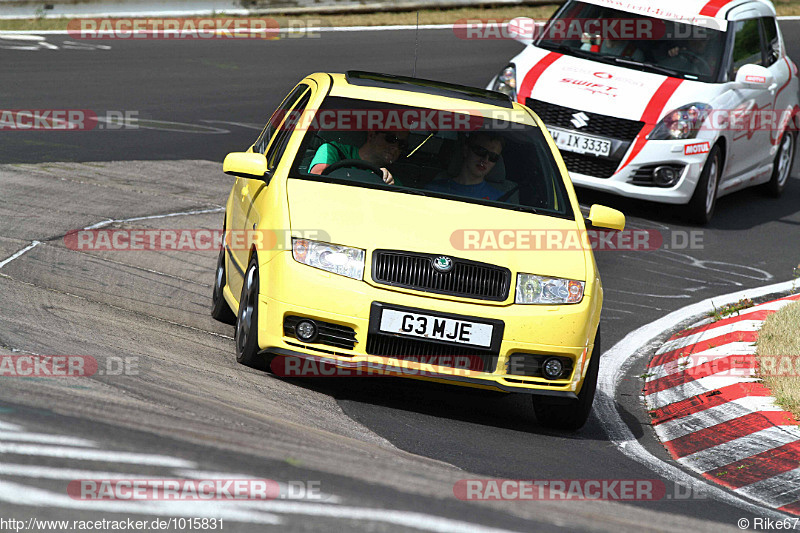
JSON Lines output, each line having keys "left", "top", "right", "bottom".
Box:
{"left": 490, "top": 0, "right": 799, "bottom": 223}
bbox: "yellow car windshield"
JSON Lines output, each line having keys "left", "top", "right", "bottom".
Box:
{"left": 290, "top": 97, "right": 574, "bottom": 220}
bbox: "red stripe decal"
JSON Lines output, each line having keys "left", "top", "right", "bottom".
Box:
{"left": 518, "top": 52, "right": 562, "bottom": 104}
{"left": 644, "top": 354, "right": 757, "bottom": 395}
{"left": 650, "top": 383, "right": 773, "bottom": 425}
{"left": 673, "top": 310, "right": 776, "bottom": 339}
{"left": 648, "top": 331, "right": 758, "bottom": 369}
{"left": 703, "top": 441, "right": 800, "bottom": 489}
{"left": 778, "top": 502, "right": 800, "bottom": 516}
{"left": 616, "top": 77, "right": 683, "bottom": 174}
{"left": 699, "top": 0, "right": 732, "bottom": 16}
{"left": 663, "top": 411, "right": 798, "bottom": 459}
{"left": 770, "top": 57, "right": 796, "bottom": 146}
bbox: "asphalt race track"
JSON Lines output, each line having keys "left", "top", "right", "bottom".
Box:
{"left": 2, "top": 22, "right": 800, "bottom": 532}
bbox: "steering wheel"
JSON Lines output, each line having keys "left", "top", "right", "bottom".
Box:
{"left": 497, "top": 185, "right": 520, "bottom": 203}
{"left": 497, "top": 181, "right": 551, "bottom": 209}
{"left": 321, "top": 159, "right": 385, "bottom": 183}
{"left": 679, "top": 49, "right": 712, "bottom": 74}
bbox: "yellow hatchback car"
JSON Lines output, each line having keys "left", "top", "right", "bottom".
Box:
{"left": 212, "top": 71, "right": 625, "bottom": 430}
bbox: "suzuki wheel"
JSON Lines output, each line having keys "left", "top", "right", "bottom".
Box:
{"left": 765, "top": 131, "right": 794, "bottom": 197}
{"left": 686, "top": 144, "right": 722, "bottom": 225}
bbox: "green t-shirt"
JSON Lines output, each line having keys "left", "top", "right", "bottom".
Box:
{"left": 308, "top": 141, "right": 403, "bottom": 186}
{"left": 309, "top": 142, "right": 360, "bottom": 169}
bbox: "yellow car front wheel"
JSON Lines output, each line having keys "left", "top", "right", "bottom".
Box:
{"left": 211, "top": 245, "right": 236, "bottom": 325}
{"left": 235, "top": 255, "right": 265, "bottom": 369}
{"left": 532, "top": 328, "right": 601, "bottom": 431}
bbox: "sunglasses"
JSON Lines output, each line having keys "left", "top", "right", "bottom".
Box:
{"left": 382, "top": 133, "right": 409, "bottom": 151}
{"left": 468, "top": 144, "right": 501, "bottom": 163}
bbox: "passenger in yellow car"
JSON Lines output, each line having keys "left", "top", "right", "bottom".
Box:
{"left": 309, "top": 130, "right": 409, "bottom": 185}
{"left": 426, "top": 132, "right": 504, "bottom": 200}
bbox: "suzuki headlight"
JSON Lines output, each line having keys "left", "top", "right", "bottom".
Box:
{"left": 292, "top": 238, "right": 365, "bottom": 280}
{"left": 492, "top": 64, "right": 517, "bottom": 100}
{"left": 515, "top": 274, "right": 585, "bottom": 304}
{"left": 649, "top": 103, "right": 711, "bottom": 140}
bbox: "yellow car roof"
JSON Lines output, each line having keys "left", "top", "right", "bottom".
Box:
{"left": 307, "top": 71, "right": 538, "bottom": 127}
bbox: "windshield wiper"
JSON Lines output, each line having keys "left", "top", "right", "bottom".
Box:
{"left": 538, "top": 42, "right": 598, "bottom": 61}
{"left": 612, "top": 57, "right": 681, "bottom": 78}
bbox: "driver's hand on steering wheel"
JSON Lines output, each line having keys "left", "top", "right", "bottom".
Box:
{"left": 381, "top": 168, "right": 395, "bottom": 185}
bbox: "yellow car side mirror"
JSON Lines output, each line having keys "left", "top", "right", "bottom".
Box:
{"left": 586, "top": 204, "right": 625, "bottom": 231}
{"left": 223, "top": 152, "right": 268, "bottom": 180}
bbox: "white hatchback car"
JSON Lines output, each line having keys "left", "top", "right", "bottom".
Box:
{"left": 490, "top": 0, "right": 799, "bottom": 223}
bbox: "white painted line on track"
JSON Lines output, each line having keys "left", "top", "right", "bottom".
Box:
{"left": 83, "top": 206, "right": 224, "bottom": 230}
{"left": 175, "top": 470, "right": 342, "bottom": 504}
{"left": 0, "top": 241, "right": 41, "bottom": 270}
{"left": 594, "top": 277, "right": 799, "bottom": 520}
{"left": 0, "top": 466, "right": 523, "bottom": 531}
{"left": 653, "top": 396, "right": 782, "bottom": 441}
{"left": 736, "top": 468, "right": 800, "bottom": 509}
{"left": 1, "top": 208, "right": 222, "bottom": 269}
{"left": 0, "top": 479, "right": 282, "bottom": 524}
{"left": 0, "top": 430, "right": 97, "bottom": 447}
{"left": 0, "top": 421, "right": 22, "bottom": 431}
{"left": 0, "top": 443, "right": 196, "bottom": 468}
{"left": 215, "top": 501, "right": 529, "bottom": 533}
{"left": 0, "top": 463, "right": 161, "bottom": 480}
{"left": 679, "top": 426, "right": 800, "bottom": 472}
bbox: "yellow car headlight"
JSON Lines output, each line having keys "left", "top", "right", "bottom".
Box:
{"left": 515, "top": 274, "right": 584, "bottom": 304}
{"left": 292, "top": 238, "right": 365, "bottom": 280}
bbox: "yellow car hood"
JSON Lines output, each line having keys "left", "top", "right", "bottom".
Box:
{"left": 287, "top": 178, "right": 587, "bottom": 282}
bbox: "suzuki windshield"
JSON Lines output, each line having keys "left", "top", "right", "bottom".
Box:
{"left": 536, "top": 2, "right": 728, "bottom": 83}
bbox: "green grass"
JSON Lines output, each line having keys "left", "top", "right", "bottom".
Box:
{"left": 707, "top": 298, "right": 755, "bottom": 322}
{"left": 755, "top": 300, "right": 800, "bottom": 420}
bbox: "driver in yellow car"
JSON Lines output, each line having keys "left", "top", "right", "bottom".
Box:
{"left": 309, "top": 130, "right": 410, "bottom": 185}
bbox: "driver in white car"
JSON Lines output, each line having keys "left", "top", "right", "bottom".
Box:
{"left": 662, "top": 38, "right": 716, "bottom": 76}
{"left": 309, "top": 130, "right": 409, "bottom": 185}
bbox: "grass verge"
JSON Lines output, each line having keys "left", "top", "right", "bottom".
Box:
{"left": 756, "top": 299, "right": 800, "bottom": 420}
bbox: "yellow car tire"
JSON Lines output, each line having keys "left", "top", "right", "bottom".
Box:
{"left": 235, "top": 255, "right": 265, "bottom": 370}
{"left": 532, "top": 328, "right": 600, "bottom": 431}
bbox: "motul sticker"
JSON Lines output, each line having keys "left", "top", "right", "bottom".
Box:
{"left": 745, "top": 75, "right": 766, "bottom": 83}
{"left": 684, "top": 142, "right": 710, "bottom": 155}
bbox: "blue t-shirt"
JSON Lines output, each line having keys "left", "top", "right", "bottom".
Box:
{"left": 426, "top": 178, "right": 502, "bottom": 201}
